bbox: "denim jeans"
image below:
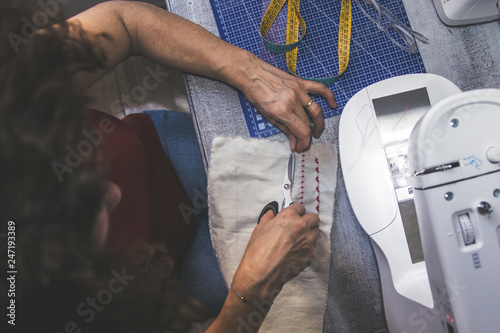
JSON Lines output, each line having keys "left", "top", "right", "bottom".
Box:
{"left": 144, "top": 110, "right": 227, "bottom": 318}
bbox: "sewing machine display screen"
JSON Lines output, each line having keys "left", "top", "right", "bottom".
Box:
{"left": 372, "top": 87, "right": 431, "bottom": 264}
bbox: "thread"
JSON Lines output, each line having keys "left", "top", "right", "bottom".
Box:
{"left": 347, "top": 104, "right": 378, "bottom": 172}
{"left": 298, "top": 146, "right": 320, "bottom": 214}
{"left": 391, "top": 106, "right": 409, "bottom": 143}
{"left": 312, "top": 143, "right": 320, "bottom": 214}
{"left": 300, "top": 153, "right": 305, "bottom": 204}
{"left": 346, "top": 104, "right": 409, "bottom": 172}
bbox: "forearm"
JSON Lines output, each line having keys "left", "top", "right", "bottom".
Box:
{"left": 70, "top": 1, "right": 254, "bottom": 92}
{"left": 71, "top": 1, "right": 336, "bottom": 151}
{"left": 120, "top": 2, "right": 254, "bottom": 88}
{"left": 206, "top": 288, "right": 269, "bottom": 333}
{"left": 117, "top": 2, "right": 337, "bottom": 152}
{"left": 207, "top": 205, "right": 320, "bottom": 332}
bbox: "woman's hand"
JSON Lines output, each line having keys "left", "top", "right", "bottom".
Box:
{"left": 71, "top": 3, "right": 336, "bottom": 152}
{"left": 237, "top": 55, "right": 337, "bottom": 152}
{"left": 231, "top": 203, "right": 320, "bottom": 303}
{"left": 207, "top": 204, "right": 319, "bottom": 332}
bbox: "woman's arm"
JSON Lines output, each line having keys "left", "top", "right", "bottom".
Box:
{"left": 71, "top": 3, "right": 322, "bottom": 329}
{"left": 206, "top": 204, "right": 319, "bottom": 332}
{"left": 70, "top": 1, "right": 337, "bottom": 152}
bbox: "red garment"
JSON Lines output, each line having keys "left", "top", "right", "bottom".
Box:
{"left": 85, "top": 109, "right": 196, "bottom": 266}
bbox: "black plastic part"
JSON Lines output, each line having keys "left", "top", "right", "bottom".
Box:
{"left": 258, "top": 201, "right": 279, "bottom": 224}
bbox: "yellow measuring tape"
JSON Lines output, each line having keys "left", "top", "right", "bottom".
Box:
{"left": 260, "top": 0, "right": 352, "bottom": 86}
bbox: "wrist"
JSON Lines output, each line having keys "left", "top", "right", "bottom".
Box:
{"left": 217, "top": 49, "right": 259, "bottom": 93}
{"left": 231, "top": 268, "right": 282, "bottom": 306}
{"left": 229, "top": 284, "right": 269, "bottom": 308}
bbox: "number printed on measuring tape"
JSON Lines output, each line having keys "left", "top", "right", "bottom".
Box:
{"left": 260, "top": 0, "right": 307, "bottom": 54}
{"left": 260, "top": 0, "right": 352, "bottom": 86}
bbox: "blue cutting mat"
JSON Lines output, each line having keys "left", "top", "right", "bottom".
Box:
{"left": 209, "top": 0, "right": 426, "bottom": 138}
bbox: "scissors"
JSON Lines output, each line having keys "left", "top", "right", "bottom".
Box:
{"left": 257, "top": 153, "right": 296, "bottom": 223}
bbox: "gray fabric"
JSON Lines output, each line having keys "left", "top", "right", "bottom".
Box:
{"left": 208, "top": 137, "right": 337, "bottom": 333}
{"left": 323, "top": 165, "right": 387, "bottom": 333}
{"left": 401, "top": 0, "right": 500, "bottom": 92}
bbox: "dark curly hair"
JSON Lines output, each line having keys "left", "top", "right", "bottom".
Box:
{"left": 0, "top": 2, "right": 206, "bottom": 332}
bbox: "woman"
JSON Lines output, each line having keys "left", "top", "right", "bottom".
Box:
{"left": 0, "top": 1, "right": 336, "bottom": 331}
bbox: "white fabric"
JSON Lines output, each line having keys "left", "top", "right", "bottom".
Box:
{"left": 208, "top": 137, "right": 337, "bottom": 333}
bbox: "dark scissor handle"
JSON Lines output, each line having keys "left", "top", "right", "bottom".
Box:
{"left": 257, "top": 201, "right": 279, "bottom": 224}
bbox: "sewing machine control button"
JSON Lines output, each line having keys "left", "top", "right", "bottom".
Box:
{"left": 458, "top": 213, "right": 475, "bottom": 246}
{"left": 486, "top": 146, "right": 500, "bottom": 164}
{"left": 477, "top": 201, "right": 493, "bottom": 216}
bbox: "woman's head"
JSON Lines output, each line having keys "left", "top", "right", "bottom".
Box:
{"left": 0, "top": 4, "right": 116, "bottom": 327}
{"left": 0, "top": 1, "right": 108, "bottom": 233}
{"left": 0, "top": 4, "right": 207, "bottom": 331}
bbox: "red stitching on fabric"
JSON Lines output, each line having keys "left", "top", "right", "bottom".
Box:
{"left": 311, "top": 143, "right": 320, "bottom": 214}
{"left": 300, "top": 153, "right": 305, "bottom": 205}
{"left": 314, "top": 157, "right": 320, "bottom": 214}
{"left": 299, "top": 147, "right": 319, "bottom": 214}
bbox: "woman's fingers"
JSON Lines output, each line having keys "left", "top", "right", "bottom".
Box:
{"left": 300, "top": 80, "right": 337, "bottom": 139}
{"left": 240, "top": 60, "right": 338, "bottom": 152}
{"left": 300, "top": 96, "right": 323, "bottom": 139}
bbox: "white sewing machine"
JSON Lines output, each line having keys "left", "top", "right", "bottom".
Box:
{"left": 339, "top": 74, "right": 500, "bottom": 332}
{"left": 432, "top": 0, "right": 500, "bottom": 26}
